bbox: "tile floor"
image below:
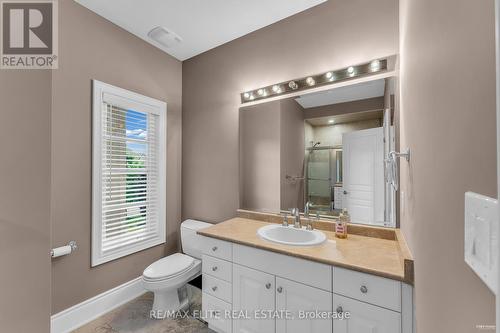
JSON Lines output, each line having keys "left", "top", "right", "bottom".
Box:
{"left": 73, "top": 285, "right": 214, "bottom": 333}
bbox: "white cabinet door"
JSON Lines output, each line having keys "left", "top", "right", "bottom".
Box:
{"left": 276, "top": 277, "right": 332, "bottom": 333}
{"left": 343, "top": 127, "right": 384, "bottom": 225}
{"left": 333, "top": 294, "right": 401, "bottom": 333}
{"left": 233, "top": 264, "right": 276, "bottom": 333}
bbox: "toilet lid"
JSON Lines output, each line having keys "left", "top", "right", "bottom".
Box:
{"left": 143, "top": 253, "right": 195, "bottom": 280}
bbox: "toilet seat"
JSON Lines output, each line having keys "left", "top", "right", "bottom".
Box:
{"left": 143, "top": 253, "right": 195, "bottom": 282}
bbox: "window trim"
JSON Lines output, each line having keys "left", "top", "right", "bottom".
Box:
{"left": 92, "top": 80, "right": 167, "bottom": 267}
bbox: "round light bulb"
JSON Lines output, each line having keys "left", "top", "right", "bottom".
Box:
{"left": 249, "top": 94, "right": 255, "bottom": 100}
{"left": 243, "top": 92, "right": 250, "bottom": 99}
{"left": 272, "top": 85, "right": 281, "bottom": 93}
{"left": 325, "top": 72, "right": 333, "bottom": 80}
{"left": 306, "top": 77, "right": 315, "bottom": 86}
{"left": 257, "top": 89, "right": 265, "bottom": 96}
{"left": 370, "top": 60, "right": 380, "bottom": 71}
{"left": 289, "top": 81, "right": 298, "bottom": 90}
{"left": 347, "top": 66, "right": 355, "bottom": 75}
{"left": 328, "top": 119, "right": 335, "bottom": 124}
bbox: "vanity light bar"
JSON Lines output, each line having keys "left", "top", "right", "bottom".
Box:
{"left": 240, "top": 58, "right": 388, "bottom": 103}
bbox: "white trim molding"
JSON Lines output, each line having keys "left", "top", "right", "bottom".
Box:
{"left": 91, "top": 80, "right": 167, "bottom": 266}
{"left": 51, "top": 277, "right": 145, "bottom": 333}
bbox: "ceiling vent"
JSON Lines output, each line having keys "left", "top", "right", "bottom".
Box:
{"left": 147, "top": 26, "right": 182, "bottom": 48}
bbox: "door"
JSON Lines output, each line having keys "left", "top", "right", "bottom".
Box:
{"left": 276, "top": 277, "right": 332, "bottom": 333}
{"left": 233, "top": 264, "right": 276, "bottom": 333}
{"left": 307, "top": 148, "right": 332, "bottom": 209}
{"left": 333, "top": 294, "right": 401, "bottom": 333}
{"left": 343, "top": 127, "right": 384, "bottom": 225}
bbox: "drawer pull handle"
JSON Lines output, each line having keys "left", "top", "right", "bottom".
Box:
{"left": 277, "top": 286, "right": 283, "bottom": 293}
{"left": 336, "top": 306, "right": 343, "bottom": 314}
{"left": 212, "top": 246, "right": 218, "bottom": 252}
{"left": 212, "top": 286, "right": 218, "bottom": 292}
{"left": 212, "top": 266, "right": 218, "bottom": 272}
{"left": 265, "top": 283, "right": 271, "bottom": 289}
{"left": 360, "top": 285, "right": 368, "bottom": 294}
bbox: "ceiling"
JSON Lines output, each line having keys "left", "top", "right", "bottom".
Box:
{"left": 295, "top": 79, "right": 386, "bottom": 109}
{"left": 305, "top": 110, "right": 384, "bottom": 126}
{"left": 75, "top": 0, "right": 327, "bottom": 61}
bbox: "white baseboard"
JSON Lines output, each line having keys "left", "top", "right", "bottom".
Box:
{"left": 51, "top": 276, "right": 145, "bottom": 333}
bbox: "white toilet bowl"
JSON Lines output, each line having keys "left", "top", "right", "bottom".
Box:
{"left": 142, "top": 219, "right": 211, "bottom": 318}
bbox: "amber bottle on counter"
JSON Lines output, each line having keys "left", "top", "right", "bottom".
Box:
{"left": 335, "top": 208, "right": 349, "bottom": 239}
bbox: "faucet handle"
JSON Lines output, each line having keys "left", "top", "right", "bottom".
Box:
{"left": 281, "top": 212, "right": 289, "bottom": 227}
{"left": 306, "top": 219, "right": 313, "bottom": 230}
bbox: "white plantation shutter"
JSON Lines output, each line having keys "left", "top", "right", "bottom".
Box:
{"left": 92, "top": 81, "right": 166, "bottom": 266}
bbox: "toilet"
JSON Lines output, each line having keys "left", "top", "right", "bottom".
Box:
{"left": 142, "top": 219, "right": 211, "bottom": 316}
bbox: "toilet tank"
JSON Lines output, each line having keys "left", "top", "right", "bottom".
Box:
{"left": 180, "top": 219, "right": 212, "bottom": 259}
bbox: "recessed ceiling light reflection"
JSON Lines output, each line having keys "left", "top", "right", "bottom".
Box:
{"left": 370, "top": 60, "right": 381, "bottom": 71}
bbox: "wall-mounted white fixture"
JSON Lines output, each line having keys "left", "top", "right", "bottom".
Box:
{"left": 147, "top": 26, "right": 182, "bottom": 48}
{"left": 241, "top": 58, "right": 388, "bottom": 103}
{"left": 51, "top": 241, "right": 77, "bottom": 258}
{"left": 464, "top": 192, "right": 498, "bottom": 294}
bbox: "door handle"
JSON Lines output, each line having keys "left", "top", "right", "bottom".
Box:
{"left": 343, "top": 190, "right": 348, "bottom": 195}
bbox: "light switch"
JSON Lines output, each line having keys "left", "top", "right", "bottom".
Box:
{"left": 464, "top": 192, "right": 498, "bottom": 294}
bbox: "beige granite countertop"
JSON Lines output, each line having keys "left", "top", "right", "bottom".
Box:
{"left": 198, "top": 217, "right": 413, "bottom": 284}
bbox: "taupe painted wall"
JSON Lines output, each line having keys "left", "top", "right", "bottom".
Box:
{"left": 311, "top": 119, "right": 382, "bottom": 147}
{"left": 303, "top": 96, "right": 385, "bottom": 120}
{"left": 280, "top": 99, "right": 305, "bottom": 211}
{"left": 399, "top": 0, "right": 496, "bottom": 331}
{"left": 182, "top": 0, "right": 399, "bottom": 222}
{"left": 51, "top": 1, "right": 182, "bottom": 313}
{"left": 239, "top": 101, "right": 282, "bottom": 212}
{"left": 0, "top": 71, "right": 51, "bottom": 332}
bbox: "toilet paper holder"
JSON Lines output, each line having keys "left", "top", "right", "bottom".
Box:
{"left": 51, "top": 241, "right": 77, "bottom": 258}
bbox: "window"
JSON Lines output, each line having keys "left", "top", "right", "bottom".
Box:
{"left": 92, "top": 80, "right": 166, "bottom": 266}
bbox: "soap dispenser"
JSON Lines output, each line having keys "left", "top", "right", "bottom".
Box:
{"left": 336, "top": 208, "right": 349, "bottom": 239}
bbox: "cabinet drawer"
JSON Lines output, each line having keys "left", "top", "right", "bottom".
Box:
{"left": 233, "top": 244, "right": 332, "bottom": 291}
{"left": 203, "top": 255, "right": 232, "bottom": 282}
{"left": 203, "top": 274, "right": 232, "bottom": 303}
{"left": 202, "top": 237, "right": 232, "bottom": 261}
{"left": 333, "top": 294, "right": 401, "bottom": 333}
{"left": 333, "top": 267, "right": 401, "bottom": 312}
{"left": 202, "top": 292, "right": 232, "bottom": 333}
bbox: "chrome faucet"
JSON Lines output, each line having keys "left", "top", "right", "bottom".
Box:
{"left": 281, "top": 211, "right": 289, "bottom": 227}
{"left": 304, "top": 201, "right": 311, "bottom": 218}
{"left": 291, "top": 208, "right": 301, "bottom": 228}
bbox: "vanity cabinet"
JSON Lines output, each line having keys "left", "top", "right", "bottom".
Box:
{"left": 201, "top": 238, "right": 234, "bottom": 333}
{"left": 333, "top": 294, "right": 401, "bottom": 333}
{"left": 200, "top": 237, "right": 412, "bottom": 333}
{"left": 233, "top": 264, "right": 276, "bottom": 333}
{"left": 275, "top": 277, "right": 333, "bottom": 333}
{"left": 231, "top": 264, "right": 333, "bottom": 333}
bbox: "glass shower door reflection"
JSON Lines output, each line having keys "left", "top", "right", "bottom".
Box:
{"left": 307, "top": 149, "right": 331, "bottom": 209}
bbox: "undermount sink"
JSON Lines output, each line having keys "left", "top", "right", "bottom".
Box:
{"left": 257, "top": 224, "right": 327, "bottom": 246}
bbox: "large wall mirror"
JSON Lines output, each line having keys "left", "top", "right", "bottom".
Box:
{"left": 239, "top": 77, "right": 398, "bottom": 227}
